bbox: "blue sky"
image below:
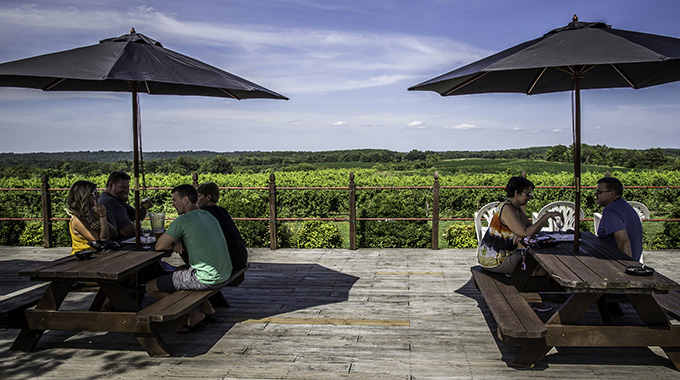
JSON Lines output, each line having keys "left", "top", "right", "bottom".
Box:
{"left": 1, "top": 0, "right": 679, "bottom": 153}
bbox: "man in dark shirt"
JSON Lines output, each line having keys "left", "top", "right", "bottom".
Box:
{"left": 98, "top": 171, "right": 152, "bottom": 240}
{"left": 196, "top": 182, "right": 248, "bottom": 274}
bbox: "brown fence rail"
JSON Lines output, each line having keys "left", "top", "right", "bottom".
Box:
{"left": 1, "top": 172, "right": 679, "bottom": 249}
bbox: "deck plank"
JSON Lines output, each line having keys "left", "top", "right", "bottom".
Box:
{"left": 0, "top": 246, "right": 679, "bottom": 379}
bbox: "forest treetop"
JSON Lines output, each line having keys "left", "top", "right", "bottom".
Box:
{"left": 1, "top": 145, "right": 678, "bottom": 178}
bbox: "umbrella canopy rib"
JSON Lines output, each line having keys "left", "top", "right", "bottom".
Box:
{"left": 444, "top": 72, "right": 488, "bottom": 96}
{"left": 611, "top": 64, "right": 638, "bottom": 88}
{"left": 527, "top": 67, "right": 547, "bottom": 94}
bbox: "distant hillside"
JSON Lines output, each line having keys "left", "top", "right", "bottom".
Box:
{"left": 0, "top": 146, "right": 559, "bottom": 164}
{"left": 0, "top": 146, "right": 677, "bottom": 178}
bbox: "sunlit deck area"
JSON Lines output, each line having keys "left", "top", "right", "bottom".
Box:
{"left": 1, "top": 246, "right": 679, "bottom": 380}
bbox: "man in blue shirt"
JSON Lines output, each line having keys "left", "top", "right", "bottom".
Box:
{"left": 595, "top": 177, "right": 643, "bottom": 262}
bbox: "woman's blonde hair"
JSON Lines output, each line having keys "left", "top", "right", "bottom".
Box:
{"left": 65, "top": 180, "right": 97, "bottom": 223}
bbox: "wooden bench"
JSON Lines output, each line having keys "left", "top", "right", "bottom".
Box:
{"left": 470, "top": 266, "right": 547, "bottom": 341}
{"left": 136, "top": 265, "right": 249, "bottom": 330}
{"left": 0, "top": 283, "right": 49, "bottom": 329}
{"left": 654, "top": 290, "right": 680, "bottom": 321}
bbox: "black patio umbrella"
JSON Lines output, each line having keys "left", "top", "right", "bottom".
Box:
{"left": 0, "top": 29, "right": 288, "bottom": 244}
{"left": 409, "top": 16, "right": 680, "bottom": 250}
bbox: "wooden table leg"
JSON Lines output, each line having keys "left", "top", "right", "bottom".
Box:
{"left": 509, "top": 293, "right": 604, "bottom": 368}
{"left": 596, "top": 297, "right": 613, "bottom": 325}
{"left": 628, "top": 294, "right": 680, "bottom": 371}
{"left": 98, "top": 282, "right": 140, "bottom": 312}
{"left": 99, "top": 282, "right": 173, "bottom": 356}
{"left": 134, "top": 332, "right": 172, "bottom": 357}
{"left": 89, "top": 289, "right": 107, "bottom": 311}
{"left": 548, "top": 293, "right": 602, "bottom": 325}
{"left": 10, "top": 281, "right": 72, "bottom": 352}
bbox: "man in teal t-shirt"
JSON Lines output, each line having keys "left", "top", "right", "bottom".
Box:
{"left": 147, "top": 184, "right": 233, "bottom": 328}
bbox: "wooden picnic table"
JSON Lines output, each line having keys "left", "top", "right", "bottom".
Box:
{"left": 10, "top": 248, "right": 175, "bottom": 356}
{"left": 472, "top": 231, "right": 680, "bottom": 370}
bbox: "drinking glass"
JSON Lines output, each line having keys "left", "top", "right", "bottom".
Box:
{"left": 141, "top": 224, "right": 152, "bottom": 249}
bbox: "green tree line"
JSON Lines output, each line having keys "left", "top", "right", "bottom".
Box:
{"left": 2, "top": 145, "right": 678, "bottom": 178}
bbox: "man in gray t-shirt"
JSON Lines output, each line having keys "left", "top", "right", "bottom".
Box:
{"left": 98, "top": 171, "right": 151, "bottom": 239}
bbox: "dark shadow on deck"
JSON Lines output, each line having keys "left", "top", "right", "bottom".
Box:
{"left": 0, "top": 259, "right": 49, "bottom": 295}
{"left": 1, "top": 261, "right": 360, "bottom": 368}
{"left": 455, "top": 276, "right": 674, "bottom": 370}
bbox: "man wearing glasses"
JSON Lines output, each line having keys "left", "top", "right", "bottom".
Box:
{"left": 595, "top": 177, "right": 643, "bottom": 262}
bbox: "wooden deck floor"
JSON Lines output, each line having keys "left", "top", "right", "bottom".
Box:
{"left": 1, "top": 246, "right": 679, "bottom": 380}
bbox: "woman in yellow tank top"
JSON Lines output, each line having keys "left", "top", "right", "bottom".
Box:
{"left": 66, "top": 180, "right": 118, "bottom": 254}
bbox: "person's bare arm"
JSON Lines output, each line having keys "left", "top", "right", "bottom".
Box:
{"left": 92, "top": 203, "right": 110, "bottom": 240}
{"left": 501, "top": 204, "right": 561, "bottom": 238}
{"left": 612, "top": 229, "right": 633, "bottom": 258}
{"left": 155, "top": 232, "right": 176, "bottom": 251}
{"left": 118, "top": 223, "right": 135, "bottom": 238}
{"left": 72, "top": 216, "right": 100, "bottom": 241}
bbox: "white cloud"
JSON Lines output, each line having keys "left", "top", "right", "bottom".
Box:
{"left": 551, "top": 129, "right": 563, "bottom": 133}
{"left": 408, "top": 120, "right": 427, "bottom": 129}
{"left": 0, "top": 5, "right": 490, "bottom": 95}
{"left": 449, "top": 123, "right": 480, "bottom": 131}
{"left": 331, "top": 121, "right": 348, "bottom": 126}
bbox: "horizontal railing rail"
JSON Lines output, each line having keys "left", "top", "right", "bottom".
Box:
{"left": 1, "top": 172, "right": 679, "bottom": 249}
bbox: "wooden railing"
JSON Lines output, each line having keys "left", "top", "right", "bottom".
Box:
{"left": 1, "top": 172, "right": 679, "bottom": 250}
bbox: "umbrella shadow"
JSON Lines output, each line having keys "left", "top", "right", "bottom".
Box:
{"left": 454, "top": 277, "right": 531, "bottom": 367}
{"left": 0, "top": 259, "right": 49, "bottom": 295}
{"left": 7, "top": 261, "right": 359, "bottom": 360}
{"left": 162, "top": 261, "right": 361, "bottom": 356}
{"left": 454, "top": 276, "right": 673, "bottom": 370}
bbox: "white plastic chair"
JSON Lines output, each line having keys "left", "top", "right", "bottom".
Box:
{"left": 532, "top": 201, "right": 585, "bottom": 232}
{"left": 593, "top": 201, "right": 649, "bottom": 263}
{"left": 474, "top": 201, "right": 500, "bottom": 244}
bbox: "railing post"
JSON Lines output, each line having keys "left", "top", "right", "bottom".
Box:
{"left": 432, "top": 171, "right": 440, "bottom": 250}
{"left": 41, "top": 174, "right": 52, "bottom": 248}
{"left": 192, "top": 172, "right": 199, "bottom": 188}
{"left": 349, "top": 172, "right": 356, "bottom": 250}
{"left": 269, "top": 173, "right": 277, "bottom": 250}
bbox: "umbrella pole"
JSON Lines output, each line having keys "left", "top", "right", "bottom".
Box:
{"left": 132, "top": 82, "right": 141, "bottom": 246}
{"left": 573, "top": 74, "right": 582, "bottom": 252}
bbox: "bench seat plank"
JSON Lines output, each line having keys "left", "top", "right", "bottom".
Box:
{"left": 137, "top": 288, "right": 219, "bottom": 323}
{"left": 654, "top": 290, "right": 680, "bottom": 321}
{"left": 0, "top": 283, "right": 49, "bottom": 329}
{"left": 137, "top": 265, "right": 249, "bottom": 324}
{"left": 471, "top": 266, "right": 546, "bottom": 340}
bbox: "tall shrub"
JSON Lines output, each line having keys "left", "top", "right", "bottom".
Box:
{"left": 296, "top": 220, "right": 343, "bottom": 248}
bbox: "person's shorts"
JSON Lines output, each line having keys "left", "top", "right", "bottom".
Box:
{"left": 482, "top": 251, "right": 523, "bottom": 275}
{"left": 156, "top": 267, "right": 226, "bottom": 292}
